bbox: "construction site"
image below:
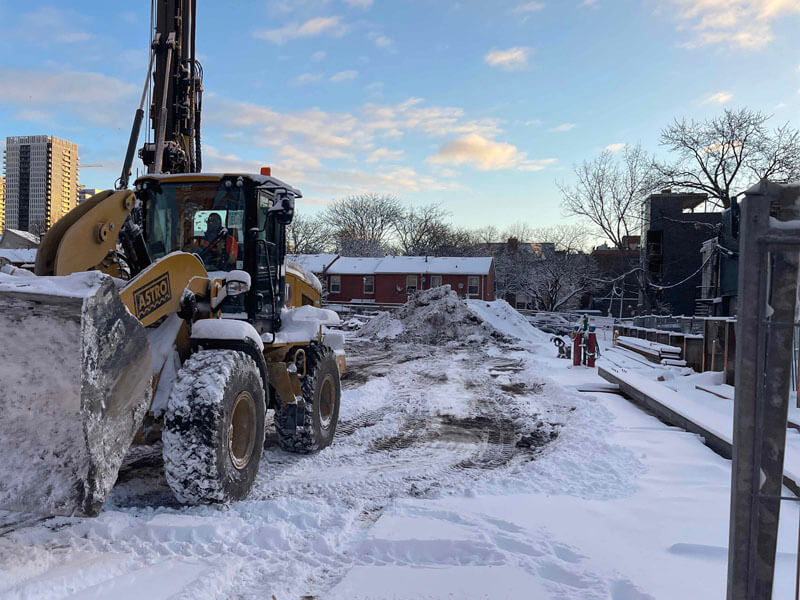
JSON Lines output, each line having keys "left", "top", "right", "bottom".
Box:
{"left": 2, "top": 1, "right": 800, "bottom": 599}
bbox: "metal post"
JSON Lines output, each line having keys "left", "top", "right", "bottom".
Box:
{"left": 727, "top": 182, "right": 800, "bottom": 599}
{"left": 728, "top": 191, "right": 770, "bottom": 599}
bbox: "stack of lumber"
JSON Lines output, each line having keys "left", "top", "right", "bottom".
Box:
{"left": 615, "top": 336, "right": 686, "bottom": 366}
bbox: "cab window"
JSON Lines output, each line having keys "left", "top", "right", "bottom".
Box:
{"left": 142, "top": 180, "right": 245, "bottom": 273}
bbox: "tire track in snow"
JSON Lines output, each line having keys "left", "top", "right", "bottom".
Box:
{"left": 0, "top": 340, "right": 561, "bottom": 600}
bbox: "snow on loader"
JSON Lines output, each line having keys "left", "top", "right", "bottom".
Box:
{"left": 0, "top": 173, "right": 344, "bottom": 517}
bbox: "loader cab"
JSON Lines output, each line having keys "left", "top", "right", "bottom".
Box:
{"left": 133, "top": 173, "right": 300, "bottom": 334}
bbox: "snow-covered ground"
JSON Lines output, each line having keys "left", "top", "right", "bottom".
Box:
{"left": 0, "top": 293, "right": 797, "bottom": 599}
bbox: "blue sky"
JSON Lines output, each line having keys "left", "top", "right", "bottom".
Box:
{"left": 0, "top": 0, "right": 799, "bottom": 231}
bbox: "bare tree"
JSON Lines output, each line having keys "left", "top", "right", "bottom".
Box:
{"left": 287, "top": 214, "right": 331, "bottom": 254}
{"left": 336, "top": 237, "right": 386, "bottom": 257}
{"left": 655, "top": 108, "right": 800, "bottom": 209}
{"left": 470, "top": 225, "right": 500, "bottom": 245}
{"left": 559, "top": 144, "right": 653, "bottom": 249}
{"left": 502, "top": 222, "right": 538, "bottom": 244}
{"left": 432, "top": 227, "right": 486, "bottom": 257}
{"left": 495, "top": 225, "right": 598, "bottom": 311}
{"left": 323, "top": 193, "right": 403, "bottom": 254}
{"left": 394, "top": 203, "right": 452, "bottom": 255}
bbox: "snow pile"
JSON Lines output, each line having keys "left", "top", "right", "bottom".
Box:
{"left": 466, "top": 299, "right": 550, "bottom": 345}
{"left": 358, "top": 285, "right": 527, "bottom": 345}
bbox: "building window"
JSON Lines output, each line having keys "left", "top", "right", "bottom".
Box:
{"left": 468, "top": 276, "right": 480, "bottom": 296}
{"left": 364, "top": 275, "right": 374, "bottom": 294}
{"left": 406, "top": 275, "right": 418, "bottom": 294}
{"left": 329, "top": 275, "right": 341, "bottom": 294}
{"left": 430, "top": 275, "right": 442, "bottom": 288}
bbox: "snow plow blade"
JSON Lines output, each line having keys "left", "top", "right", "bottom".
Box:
{"left": 0, "top": 272, "right": 152, "bottom": 517}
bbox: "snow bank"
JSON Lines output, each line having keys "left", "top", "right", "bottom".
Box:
{"left": 357, "top": 286, "right": 536, "bottom": 345}
{"left": 465, "top": 299, "right": 550, "bottom": 345}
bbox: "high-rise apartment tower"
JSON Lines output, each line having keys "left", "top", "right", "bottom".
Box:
{"left": 3, "top": 136, "right": 78, "bottom": 233}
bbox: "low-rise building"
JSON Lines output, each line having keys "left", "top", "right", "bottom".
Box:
{"left": 0, "top": 228, "right": 40, "bottom": 249}
{"left": 288, "top": 254, "right": 496, "bottom": 304}
{"left": 78, "top": 187, "right": 102, "bottom": 204}
{"left": 590, "top": 236, "right": 640, "bottom": 317}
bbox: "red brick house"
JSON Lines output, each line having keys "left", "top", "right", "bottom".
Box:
{"left": 287, "top": 255, "right": 495, "bottom": 305}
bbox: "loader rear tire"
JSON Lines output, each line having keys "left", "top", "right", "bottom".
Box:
{"left": 275, "top": 344, "right": 340, "bottom": 454}
{"left": 163, "top": 350, "right": 266, "bottom": 504}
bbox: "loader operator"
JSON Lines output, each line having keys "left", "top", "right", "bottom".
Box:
{"left": 194, "top": 212, "right": 238, "bottom": 270}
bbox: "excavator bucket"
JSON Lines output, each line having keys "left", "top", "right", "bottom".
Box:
{"left": 0, "top": 271, "right": 152, "bottom": 517}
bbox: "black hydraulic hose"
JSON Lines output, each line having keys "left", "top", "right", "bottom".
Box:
{"left": 118, "top": 109, "right": 144, "bottom": 189}
{"left": 118, "top": 45, "right": 156, "bottom": 189}
{"left": 195, "top": 90, "right": 203, "bottom": 172}
{"left": 263, "top": 242, "right": 281, "bottom": 331}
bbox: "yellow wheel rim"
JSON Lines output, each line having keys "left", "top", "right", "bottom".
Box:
{"left": 319, "top": 376, "right": 335, "bottom": 430}
{"left": 229, "top": 391, "right": 257, "bottom": 470}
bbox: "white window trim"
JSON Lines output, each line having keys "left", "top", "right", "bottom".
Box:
{"left": 329, "top": 275, "right": 341, "bottom": 294}
{"left": 430, "top": 275, "right": 442, "bottom": 288}
{"left": 406, "top": 274, "right": 418, "bottom": 294}
{"left": 363, "top": 275, "right": 374, "bottom": 295}
{"left": 467, "top": 276, "right": 480, "bottom": 297}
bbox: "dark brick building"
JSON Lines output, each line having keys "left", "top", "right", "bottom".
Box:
{"left": 590, "top": 236, "right": 640, "bottom": 317}
{"left": 640, "top": 190, "right": 721, "bottom": 315}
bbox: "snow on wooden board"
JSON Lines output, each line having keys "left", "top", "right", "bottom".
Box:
{"left": 598, "top": 362, "right": 800, "bottom": 490}
{"left": 616, "top": 335, "right": 681, "bottom": 356}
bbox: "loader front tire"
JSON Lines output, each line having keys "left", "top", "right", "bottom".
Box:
{"left": 275, "top": 344, "right": 340, "bottom": 453}
{"left": 163, "top": 350, "right": 266, "bottom": 504}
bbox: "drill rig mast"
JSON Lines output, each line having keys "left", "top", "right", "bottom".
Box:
{"left": 119, "top": 0, "right": 203, "bottom": 188}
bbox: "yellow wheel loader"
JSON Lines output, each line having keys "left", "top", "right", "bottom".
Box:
{"left": 0, "top": 172, "right": 345, "bottom": 517}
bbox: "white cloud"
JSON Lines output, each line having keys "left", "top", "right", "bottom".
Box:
{"left": 581, "top": 0, "right": 598, "bottom": 6}
{"left": 549, "top": 123, "right": 577, "bottom": 132}
{"left": 293, "top": 72, "right": 321, "bottom": 85}
{"left": 0, "top": 68, "right": 136, "bottom": 126}
{"left": 311, "top": 51, "right": 326, "bottom": 62}
{"left": 366, "top": 148, "right": 404, "bottom": 163}
{"left": 15, "top": 7, "right": 94, "bottom": 45}
{"left": 484, "top": 47, "right": 531, "bottom": 70}
{"left": 514, "top": 2, "right": 546, "bottom": 12}
{"left": 330, "top": 70, "right": 358, "bottom": 82}
{"left": 344, "top": 0, "right": 373, "bottom": 7}
{"left": 203, "top": 95, "right": 523, "bottom": 196}
{"left": 428, "top": 133, "right": 556, "bottom": 171}
{"left": 254, "top": 16, "right": 348, "bottom": 44}
{"left": 605, "top": 142, "right": 627, "bottom": 152}
{"left": 368, "top": 32, "right": 395, "bottom": 50}
{"left": 703, "top": 91, "right": 733, "bottom": 104}
{"left": 669, "top": 0, "right": 800, "bottom": 50}
{"left": 203, "top": 145, "right": 265, "bottom": 173}
{"left": 16, "top": 109, "right": 50, "bottom": 122}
